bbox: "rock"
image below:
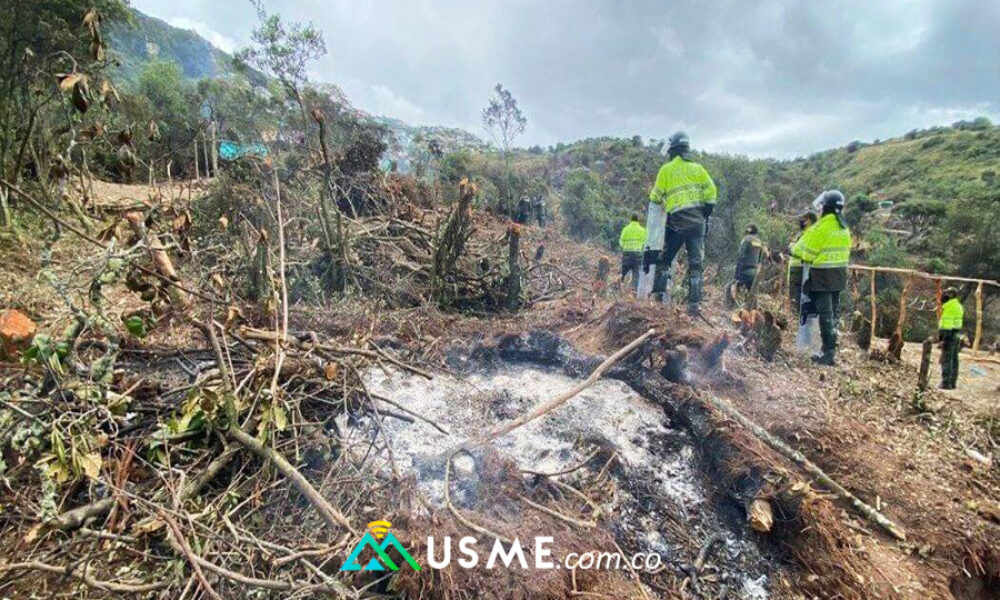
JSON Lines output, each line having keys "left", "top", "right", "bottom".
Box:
{"left": 0, "top": 309, "right": 36, "bottom": 360}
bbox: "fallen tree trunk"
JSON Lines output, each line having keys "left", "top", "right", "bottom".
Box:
{"left": 699, "top": 392, "right": 906, "bottom": 541}
{"left": 226, "top": 425, "right": 358, "bottom": 537}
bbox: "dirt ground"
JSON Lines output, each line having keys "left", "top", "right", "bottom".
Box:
{"left": 2, "top": 180, "right": 999, "bottom": 599}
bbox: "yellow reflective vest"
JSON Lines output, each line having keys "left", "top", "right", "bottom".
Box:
{"left": 619, "top": 221, "right": 647, "bottom": 252}
{"left": 649, "top": 156, "right": 717, "bottom": 215}
{"left": 939, "top": 298, "right": 964, "bottom": 330}
{"left": 799, "top": 214, "right": 852, "bottom": 268}
{"left": 788, "top": 230, "right": 810, "bottom": 269}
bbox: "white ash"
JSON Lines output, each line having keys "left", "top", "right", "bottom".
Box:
{"left": 360, "top": 365, "right": 703, "bottom": 508}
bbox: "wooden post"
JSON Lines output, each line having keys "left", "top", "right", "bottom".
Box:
{"left": 506, "top": 224, "right": 522, "bottom": 311}
{"left": 193, "top": 139, "right": 200, "bottom": 182}
{"left": 917, "top": 338, "right": 933, "bottom": 391}
{"left": 0, "top": 187, "right": 10, "bottom": 228}
{"left": 935, "top": 279, "right": 942, "bottom": 321}
{"left": 887, "top": 275, "right": 912, "bottom": 359}
{"left": 166, "top": 160, "right": 174, "bottom": 204}
{"left": 210, "top": 122, "right": 219, "bottom": 176}
{"left": 781, "top": 269, "right": 789, "bottom": 315}
{"left": 973, "top": 281, "right": 984, "bottom": 356}
{"left": 869, "top": 270, "right": 877, "bottom": 343}
{"left": 203, "top": 136, "right": 212, "bottom": 178}
{"left": 148, "top": 159, "right": 155, "bottom": 198}
{"left": 895, "top": 276, "right": 912, "bottom": 338}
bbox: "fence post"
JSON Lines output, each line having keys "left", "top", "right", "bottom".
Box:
{"left": 210, "top": 122, "right": 219, "bottom": 175}
{"left": 869, "top": 270, "right": 877, "bottom": 344}
{"left": 935, "top": 279, "right": 942, "bottom": 321}
{"left": 895, "top": 275, "right": 912, "bottom": 338}
{"left": 973, "top": 281, "right": 984, "bottom": 356}
{"left": 0, "top": 187, "right": 10, "bottom": 227}
{"left": 203, "top": 135, "right": 212, "bottom": 178}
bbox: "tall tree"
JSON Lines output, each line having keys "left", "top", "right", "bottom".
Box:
{"left": 482, "top": 83, "right": 526, "bottom": 215}
{"left": 235, "top": 0, "right": 326, "bottom": 151}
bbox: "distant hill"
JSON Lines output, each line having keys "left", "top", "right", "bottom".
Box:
{"left": 107, "top": 8, "right": 485, "bottom": 171}
{"left": 789, "top": 120, "right": 999, "bottom": 205}
{"left": 107, "top": 9, "right": 237, "bottom": 86}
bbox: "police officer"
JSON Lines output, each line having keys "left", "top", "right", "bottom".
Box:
{"left": 532, "top": 194, "right": 547, "bottom": 227}
{"left": 787, "top": 211, "right": 818, "bottom": 311}
{"left": 647, "top": 131, "right": 718, "bottom": 313}
{"left": 798, "top": 190, "right": 852, "bottom": 366}
{"left": 735, "top": 223, "right": 767, "bottom": 293}
{"left": 516, "top": 196, "right": 531, "bottom": 224}
{"left": 618, "top": 214, "right": 647, "bottom": 292}
{"left": 938, "top": 287, "right": 964, "bottom": 389}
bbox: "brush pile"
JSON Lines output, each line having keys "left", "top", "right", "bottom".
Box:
{"left": 0, "top": 157, "right": 587, "bottom": 598}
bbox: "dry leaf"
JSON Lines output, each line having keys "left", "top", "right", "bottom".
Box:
{"left": 749, "top": 499, "right": 774, "bottom": 533}
{"left": 78, "top": 452, "right": 102, "bottom": 479}
{"left": 58, "top": 73, "right": 84, "bottom": 93}
{"left": 324, "top": 362, "right": 339, "bottom": 381}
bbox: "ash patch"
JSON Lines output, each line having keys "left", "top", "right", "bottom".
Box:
{"left": 357, "top": 364, "right": 774, "bottom": 599}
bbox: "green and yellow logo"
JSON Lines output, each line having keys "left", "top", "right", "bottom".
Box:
{"left": 340, "top": 520, "right": 422, "bottom": 572}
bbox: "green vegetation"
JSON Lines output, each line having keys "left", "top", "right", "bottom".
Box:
{"left": 491, "top": 124, "right": 1000, "bottom": 283}
{"left": 107, "top": 8, "right": 237, "bottom": 85}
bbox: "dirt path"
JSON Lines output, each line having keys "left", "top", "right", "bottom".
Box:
{"left": 900, "top": 342, "right": 1000, "bottom": 416}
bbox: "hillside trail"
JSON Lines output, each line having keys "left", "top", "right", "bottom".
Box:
{"left": 3, "top": 178, "right": 998, "bottom": 599}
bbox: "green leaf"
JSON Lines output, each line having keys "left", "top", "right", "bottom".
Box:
{"left": 272, "top": 404, "right": 288, "bottom": 431}
{"left": 124, "top": 316, "right": 146, "bottom": 338}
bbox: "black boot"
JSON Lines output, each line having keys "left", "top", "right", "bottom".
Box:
{"left": 811, "top": 349, "right": 836, "bottom": 366}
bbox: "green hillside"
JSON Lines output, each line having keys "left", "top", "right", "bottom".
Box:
{"left": 107, "top": 8, "right": 236, "bottom": 86}
{"left": 501, "top": 122, "right": 999, "bottom": 284}
{"left": 792, "top": 120, "right": 999, "bottom": 205}
{"left": 107, "top": 9, "right": 483, "bottom": 162}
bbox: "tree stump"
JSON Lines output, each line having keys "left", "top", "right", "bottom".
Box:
{"left": 659, "top": 346, "right": 688, "bottom": 383}
{"left": 852, "top": 310, "right": 872, "bottom": 350}
{"left": 0, "top": 309, "right": 36, "bottom": 360}
{"left": 917, "top": 338, "right": 933, "bottom": 391}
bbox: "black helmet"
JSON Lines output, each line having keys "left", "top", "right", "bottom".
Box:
{"left": 745, "top": 223, "right": 758, "bottom": 234}
{"left": 668, "top": 131, "right": 690, "bottom": 152}
{"left": 812, "top": 189, "right": 846, "bottom": 213}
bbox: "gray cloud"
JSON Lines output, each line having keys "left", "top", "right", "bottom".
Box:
{"left": 132, "top": 0, "right": 999, "bottom": 157}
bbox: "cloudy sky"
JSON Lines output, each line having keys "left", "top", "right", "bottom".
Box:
{"left": 133, "top": 0, "right": 999, "bottom": 157}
